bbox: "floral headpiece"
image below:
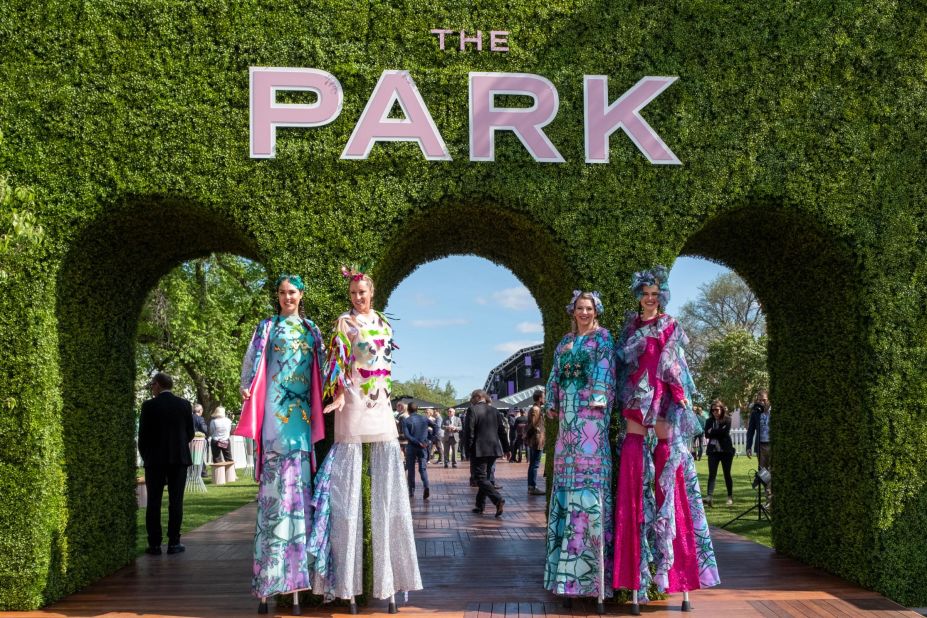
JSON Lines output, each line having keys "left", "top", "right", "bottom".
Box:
{"left": 275, "top": 273, "right": 305, "bottom": 291}
{"left": 630, "top": 265, "right": 670, "bottom": 307}
{"left": 565, "top": 290, "right": 604, "bottom": 316}
{"left": 340, "top": 264, "right": 368, "bottom": 282}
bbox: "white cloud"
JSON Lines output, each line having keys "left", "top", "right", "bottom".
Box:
{"left": 516, "top": 321, "right": 543, "bottom": 334}
{"left": 414, "top": 293, "right": 436, "bottom": 307}
{"left": 491, "top": 286, "right": 535, "bottom": 311}
{"left": 494, "top": 340, "right": 542, "bottom": 354}
{"left": 474, "top": 296, "right": 488, "bottom": 305}
{"left": 410, "top": 318, "right": 470, "bottom": 328}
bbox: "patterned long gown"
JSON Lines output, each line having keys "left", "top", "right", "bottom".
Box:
{"left": 240, "top": 315, "right": 323, "bottom": 599}
{"left": 612, "top": 312, "right": 720, "bottom": 601}
{"left": 544, "top": 327, "right": 616, "bottom": 599}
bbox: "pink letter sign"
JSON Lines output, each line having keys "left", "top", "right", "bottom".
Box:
{"left": 250, "top": 67, "right": 343, "bottom": 159}
{"left": 584, "top": 76, "right": 680, "bottom": 165}
{"left": 342, "top": 70, "right": 451, "bottom": 161}
{"left": 468, "top": 72, "right": 564, "bottom": 163}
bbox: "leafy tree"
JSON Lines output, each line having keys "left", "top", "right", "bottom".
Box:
{"left": 136, "top": 254, "right": 270, "bottom": 412}
{"left": 697, "top": 329, "right": 769, "bottom": 412}
{"left": 678, "top": 271, "right": 767, "bottom": 409}
{"left": 392, "top": 374, "right": 458, "bottom": 407}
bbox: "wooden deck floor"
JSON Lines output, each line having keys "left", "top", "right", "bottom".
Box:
{"left": 4, "top": 459, "right": 917, "bottom": 617}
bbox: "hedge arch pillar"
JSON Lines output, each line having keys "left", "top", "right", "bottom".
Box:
{"left": 55, "top": 200, "right": 262, "bottom": 592}
{"left": 681, "top": 205, "right": 875, "bottom": 586}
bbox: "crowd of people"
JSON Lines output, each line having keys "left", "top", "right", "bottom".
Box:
{"left": 136, "top": 265, "right": 775, "bottom": 615}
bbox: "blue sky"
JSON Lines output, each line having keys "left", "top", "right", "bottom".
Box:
{"left": 383, "top": 256, "right": 731, "bottom": 398}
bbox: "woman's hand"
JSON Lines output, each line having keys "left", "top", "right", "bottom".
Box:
{"left": 240, "top": 387, "right": 251, "bottom": 400}
{"left": 323, "top": 392, "right": 345, "bottom": 415}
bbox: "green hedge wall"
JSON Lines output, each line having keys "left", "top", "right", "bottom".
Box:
{"left": 1, "top": 0, "right": 926, "bottom": 608}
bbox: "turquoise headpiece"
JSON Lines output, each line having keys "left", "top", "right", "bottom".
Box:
{"left": 275, "top": 274, "right": 305, "bottom": 291}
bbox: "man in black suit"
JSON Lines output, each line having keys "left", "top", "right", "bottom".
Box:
{"left": 467, "top": 390, "right": 510, "bottom": 517}
{"left": 138, "top": 372, "right": 194, "bottom": 555}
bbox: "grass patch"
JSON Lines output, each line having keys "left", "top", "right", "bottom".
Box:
{"left": 693, "top": 454, "right": 772, "bottom": 547}
{"left": 135, "top": 475, "right": 258, "bottom": 554}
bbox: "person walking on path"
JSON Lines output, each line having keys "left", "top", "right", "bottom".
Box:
{"left": 138, "top": 372, "right": 194, "bottom": 556}
{"left": 404, "top": 402, "right": 435, "bottom": 499}
{"left": 467, "top": 389, "right": 510, "bottom": 517}
{"left": 704, "top": 400, "right": 735, "bottom": 507}
{"left": 442, "top": 408, "right": 462, "bottom": 468}
{"left": 544, "top": 291, "right": 616, "bottom": 608}
{"left": 525, "top": 391, "right": 546, "bottom": 495}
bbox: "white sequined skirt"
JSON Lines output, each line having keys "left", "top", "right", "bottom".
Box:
{"left": 308, "top": 441, "right": 422, "bottom": 600}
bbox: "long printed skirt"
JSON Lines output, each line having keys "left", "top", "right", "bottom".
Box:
{"left": 252, "top": 449, "right": 314, "bottom": 598}
{"left": 307, "top": 441, "right": 422, "bottom": 600}
{"left": 545, "top": 486, "right": 613, "bottom": 598}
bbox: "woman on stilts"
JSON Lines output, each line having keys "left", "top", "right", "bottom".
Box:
{"left": 234, "top": 274, "right": 327, "bottom": 615}
{"left": 612, "top": 266, "right": 720, "bottom": 614}
{"left": 544, "top": 291, "right": 616, "bottom": 613}
{"left": 307, "top": 266, "right": 422, "bottom": 613}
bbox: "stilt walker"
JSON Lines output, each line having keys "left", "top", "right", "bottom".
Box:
{"left": 543, "top": 291, "right": 616, "bottom": 612}
{"left": 307, "top": 266, "right": 422, "bottom": 611}
{"left": 233, "top": 274, "right": 327, "bottom": 615}
{"left": 612, "top": 266, "right": 720, "bottom": 611}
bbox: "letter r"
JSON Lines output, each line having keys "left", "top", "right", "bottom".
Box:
{"left": 250, "top": 67, "right": 344, "bottom": 158}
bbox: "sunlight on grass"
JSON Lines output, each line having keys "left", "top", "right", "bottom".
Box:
{"left": 694, "top": 455, "right": 772, "bottom": 547}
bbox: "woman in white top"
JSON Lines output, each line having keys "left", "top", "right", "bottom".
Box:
{"left": 209, "top": 406, "right": 233, "bottom": 462}
{"left": 306, "top": 267, "right": 421, "bottom": 614}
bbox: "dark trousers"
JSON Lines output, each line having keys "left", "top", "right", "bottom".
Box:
{"left": 692, "top": 434, "right": 704, "bottom": 459}
{"left": 527, "top": 447, "right": 543, "bottom": 488}
{"left": 707, "top": 451, "right": 734, "bottom": 497}
{"left": 406, "top": 444, "right": 429, "bottom": 493}
{"left": 509, "top": 436, "right": 525, "bottom": 462}
{"left": 210, "top": 440, "right": 232, "bottom": 462}
{"left": 145, "top": 463, "right": 188, "bottom": 547}
{"left": 473, "top": 456, "right": 503, "bottom": 508}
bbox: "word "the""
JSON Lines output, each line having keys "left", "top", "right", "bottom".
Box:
{"left": 249, "top": 68, "right": 681, "bottom": 165}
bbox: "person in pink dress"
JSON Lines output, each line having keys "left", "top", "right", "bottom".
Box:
{"left": 612, "top": 266, "right": 719, "bottom": 614}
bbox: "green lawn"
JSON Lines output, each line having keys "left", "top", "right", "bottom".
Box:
{"left": 136, "top": 475, "right": 258, "bottom": 554}
{"left": 693, "top": 454, "right": 772, "bottom": 547}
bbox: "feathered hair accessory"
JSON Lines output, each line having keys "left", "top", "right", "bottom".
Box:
{"left": 340, "top": 264, "right": 369, "bottom": 282}
{"left": 275, "top": 273, "right": 305, "bottom": 291}
{"left": 566, "top": 290, "right": 604, "bottom": 316}
{"left": 630, "top": 265, "right": 670, "bottom": 307}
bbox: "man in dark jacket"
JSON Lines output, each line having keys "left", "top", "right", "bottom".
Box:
{"left": 403, "top": 403, "right": 435, "bottom": 500}
{"left": 138, "top": 372, "right": 194, "bottom": 555}
{"left": 467, "top": 390, "right": 510, "bottom": 517}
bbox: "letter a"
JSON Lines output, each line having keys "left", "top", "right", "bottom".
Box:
{"left": 584, "top": 76, "right": 681, "bottom": 165}
{"left": 250, "top": 67, "right": 344, "bottom": 158}
{"left": 341, "top": 70, "right": 451, "bottom": 161}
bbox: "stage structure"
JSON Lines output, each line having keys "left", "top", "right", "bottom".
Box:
{"left": 1, "top": 1, "right": 926, "bottom": 609}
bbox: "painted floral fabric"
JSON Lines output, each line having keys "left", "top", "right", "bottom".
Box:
{"left": 544, "top": 327, "right": 616, "bottom": 598}
{"left": 614, "top": 312, "right": 719, "bottom": 600}
{"left": 250, "top": 315, "right": 317, "bottom": 598}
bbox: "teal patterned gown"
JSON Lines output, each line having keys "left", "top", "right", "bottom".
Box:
{"left": 544, "top": 327, "right": 616, "bottom": 598}
{"left": 246, "top": 315, "right": 316, "bottom": 598}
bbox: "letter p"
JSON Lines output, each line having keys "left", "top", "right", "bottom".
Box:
{"left": 250, "top": 67, "right": 344, "bottom": 158}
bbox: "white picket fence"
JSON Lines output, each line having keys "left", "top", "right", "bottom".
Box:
{"left": 731, "top": 427, "right": 748, "bottom": 454}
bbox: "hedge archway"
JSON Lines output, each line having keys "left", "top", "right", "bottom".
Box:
{"left": 55, "top": 199, "right": 263, "bottom": 591}
{"left": 2, "top": 0, "right": 926, "bottom": 609}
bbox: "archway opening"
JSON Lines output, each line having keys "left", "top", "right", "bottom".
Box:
{"left": 679, "top": 204, "right": 868, "bottom": 577}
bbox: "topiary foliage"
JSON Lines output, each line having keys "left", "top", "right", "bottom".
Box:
{"left": 1, "top": 0, "right": 926, "bottom": 608}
